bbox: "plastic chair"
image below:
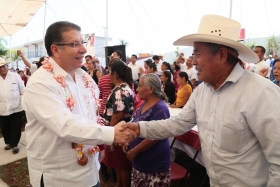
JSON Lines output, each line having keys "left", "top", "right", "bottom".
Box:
{"left": 170, "top": 130, "right": 201, "bottom": 184}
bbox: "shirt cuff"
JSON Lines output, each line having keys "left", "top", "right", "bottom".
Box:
{"left": 138, "top": 121, "right": 147, "bottom": 138}
{"left": 100, "top": 126, "right": 115, "bottom": 145}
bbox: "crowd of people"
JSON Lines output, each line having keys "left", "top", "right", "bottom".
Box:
{"left": 1, "top": 14, "right": 280, "bottom": 187}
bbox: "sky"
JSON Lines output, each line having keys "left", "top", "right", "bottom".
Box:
{"left": 4, "top": 0, "right": 280, "bottom": 57}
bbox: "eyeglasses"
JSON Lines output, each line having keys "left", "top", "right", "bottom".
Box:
{"left": 55, "top": 41, "right": 86, "bottom": 49}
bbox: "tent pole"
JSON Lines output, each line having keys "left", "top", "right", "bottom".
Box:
{"left": 9, "top": 36, "right": 11, "bottom": 59}
{"left": 42, "top": 1, "right": 47, "bottom": 56}
{"left": 106, "top": 0, "right": 108, "bottom": 46}
{"left": 229, "top": 0, "right": 233, "bottom": 18}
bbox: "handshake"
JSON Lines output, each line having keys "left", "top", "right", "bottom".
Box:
{"left": 113, "top": 121, "right": 140, "bottom": 147}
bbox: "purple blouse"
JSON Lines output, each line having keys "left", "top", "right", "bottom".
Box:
{"left": 129, "top": 100, "right": 170, "bottom": 174}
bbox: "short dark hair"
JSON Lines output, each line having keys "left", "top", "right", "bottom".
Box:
{"left": 45, "top": 21, "right": 81, "bottom": 56}
{"left": 273, "top": 58, "right": 280, "bottom": 67}
{"left": 254, "top": 46, "right": 266, "bottom": 54}
{"left": 152, "top": 55, "right": 159, "bottom": 60}
{"left": 85, "top": 55, "right": 93, "bottom": 59}
{"left": 131, "top": 54, "right": 137, "bottom": 59}
{"left": 114, "top": 50, "right": 122, "bottom": 59}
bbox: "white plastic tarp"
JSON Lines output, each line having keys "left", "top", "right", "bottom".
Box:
{"left": 0, "top": 0, "right": 45, "bottom": 36}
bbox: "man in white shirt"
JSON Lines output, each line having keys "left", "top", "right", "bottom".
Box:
{"left": 183, "top": 56, "right": 197, "bottom": 87}
{"left": 128, "top": 54, "right": 141, "bottom": 82}
{"left": 22, "top": 21, "right": 136, "bottom": 187}
{"left": 0, "top": 57, "right": 25, "bottom": 154}
{"left": 176, "top": 52, "right": 187, "bottom": 71}
{"left": 152, "top": 55, "right": 163, "bottom": 75}
{"left": 121, "top": 15, "right": 280, "bottom": 186}
{"left": 252, "top": 46, "right": 270, "bottom": 78}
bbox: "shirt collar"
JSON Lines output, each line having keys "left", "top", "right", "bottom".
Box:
{"left": 205, "top": 63, "right": 244, "bottom": 90}
{"left": 49, "top": 57, "right": 70, "bottom": 78}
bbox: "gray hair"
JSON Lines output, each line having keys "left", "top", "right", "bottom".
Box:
{"left": 141, "top": 74, "right": 168, "bottom": 102}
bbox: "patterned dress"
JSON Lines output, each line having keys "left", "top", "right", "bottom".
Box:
{"left": 103, "top": 83, "right": 134, "bottom": 169}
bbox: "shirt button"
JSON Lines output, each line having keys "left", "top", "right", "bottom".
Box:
{"left": 211, "top": 110, "right": 214, "bottom": 113}
{"left": 209, "top": 129, "right": 212, "bottom": 132}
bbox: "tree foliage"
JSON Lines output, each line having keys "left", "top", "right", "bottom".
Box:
{"left": 266, "top": 35, "right": 280, "bottom": 56}
{"left": 0, "top": 37, "right": 8, "bottom": 57}
{"left": 245, "top": 42, "right": 256, "bottom": 50}
{"left": 118, "top": 39, "right": 129, "bottom": 46}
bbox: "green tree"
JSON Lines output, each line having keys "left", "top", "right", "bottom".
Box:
{"left": 5, "top": 49, "right": 23, "bottom": 69}
{"left": 174, "top": 46, "right": 180, "bottom": 57}
{"left": 266, "top": 35, "right": 280, "bottom": 56}
{"left": 245, "top": 42, "right": 256, "bottom": 50}
{"left": 118, "top": 39, "right": 129, "bottom": 46}
{"left": 0, "top": 37, "right": 8, "bottom": 57}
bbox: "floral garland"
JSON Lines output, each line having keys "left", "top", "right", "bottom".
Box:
{"left": 42, "top": 57, "right": 102, "bottom": 166}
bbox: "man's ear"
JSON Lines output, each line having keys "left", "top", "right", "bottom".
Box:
{"left": 219, "top": 47, "right": 228, "bottom": 64}
{"left": 51, "top": 44, "right": 61, "bottom": 58}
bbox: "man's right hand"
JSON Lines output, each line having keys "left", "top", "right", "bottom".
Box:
{"left": 119, "top": 122, "right": 140, "bottom": 137}
{"left": 17, "top": 50, "right": 23, "bottom": 57}
{"left": 114, "top": 121, "right": 138, "bottom": 147}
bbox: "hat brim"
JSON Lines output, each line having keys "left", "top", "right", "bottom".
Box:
{"left": 173, "top": 34, "right": 259, "bottom": 64}
{"left": 0, "top": 62, "right": 10, "bottom": 66}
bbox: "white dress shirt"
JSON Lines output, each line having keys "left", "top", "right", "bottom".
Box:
{"left": 128, "top": 62, "right": 142, "bottom": 81}
{"left": 30, "top": 64, "right": 38, "bottom": 74}
{"left": 139, "top": 63, "right": 280, "bottom": 187}
{"left": 183, "top": 66, "right": 197, "bottom": 81}
{"left": 22, "top": 58, "right": 114, "bottom": 187}
{"left": 0, "top": 71, "right": 25, "bottom": 116}
{"left": 155, "top": 60, "right": 163, "bottom": 75}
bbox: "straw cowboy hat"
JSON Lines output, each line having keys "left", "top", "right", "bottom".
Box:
{"left": 0, "top": 57, "right": 9, "bottom": 66}
{"left": 173, "top": 14, "right": 258, "bottom": 63}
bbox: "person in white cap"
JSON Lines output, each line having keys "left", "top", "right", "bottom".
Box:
{"left": 119, "top": 15, "right": 280, "bottom": 186}
{"left": 0, "top": 57, "right": 25, "bottom": 154}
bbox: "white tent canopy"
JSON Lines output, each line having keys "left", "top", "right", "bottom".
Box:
{"left": 0, "top": 0, "right": 45, "bottom": 36}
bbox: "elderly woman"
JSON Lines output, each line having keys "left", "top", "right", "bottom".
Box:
{"left": 170, "top": 71, "right": 193, "bottom": 108}
{"left": 103, "top": 60, "right": 134, "bottom": 187}
{"left": 273, "top": 59, "right": 280, "bottom": 87}
{"left": 127, "top": 74, "right": 170, "bottom": 187}
{"left": 160, "top": 71, "right": 176, "bottom": 104}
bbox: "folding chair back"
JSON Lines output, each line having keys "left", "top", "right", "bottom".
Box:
{"left": 170, "top": 130, "right": 202, "bottom": 184}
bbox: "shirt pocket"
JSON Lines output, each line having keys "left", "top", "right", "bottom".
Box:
{"left": 219, "top": 121, "right": 246, "bottom": 153}
{"left": 11, "top": 83, "right": 19, "bottom": 91}
{"left": 58, "top": 149, "right": 80, "bottom": 176}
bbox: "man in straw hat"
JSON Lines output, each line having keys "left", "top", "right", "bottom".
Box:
{"left": 0, "top": 57, "right": 25, "bottom": 154}
{"left": 119, "top": 15, "right": 280, "bottom": 186}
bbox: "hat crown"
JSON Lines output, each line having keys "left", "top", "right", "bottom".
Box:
{"left": 198, "top": 14, "right": 241, "bottom": 41}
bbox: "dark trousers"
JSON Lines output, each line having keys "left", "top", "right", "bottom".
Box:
{"left": 0, "top": 112, "right": 22, "bottom": 148}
